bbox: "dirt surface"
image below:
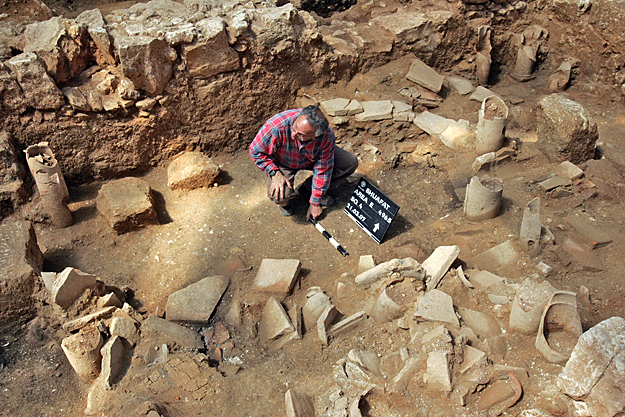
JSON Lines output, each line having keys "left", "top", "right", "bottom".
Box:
{"left": 1, "top": 0, "right": 625, "bottom": 416}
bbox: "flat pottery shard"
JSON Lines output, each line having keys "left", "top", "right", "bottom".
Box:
{"left": 423, "top": 245, "right": 460, "bottom": 290}
{"left": 252, "top": 258, "right": 301, "bottom": 294}
{"left": 414, "top": 289, "right": 459, "bottom": 327}
{"left": 258, "top": 296, "right": 294, "bottom": 345}
{"left": 285, "top": 389, "right": 315, "bottom": 417}
{"left": 348, "top": 349, "right": 384, "bottom": 379}
{"left": 457, "top": 306, "right": 502, "bottom": 338}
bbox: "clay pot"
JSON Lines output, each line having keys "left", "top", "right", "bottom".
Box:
{"left": 24, "top": 142, "right": 72, "bottom": 228}
{"left": 535, "top": 291, "right": 582, "bottom": 363}
{"left": 475, "top": 96, "right": 508, "bottom": 155}
{"left": 61, "top": 324, "right": 103, "bottom": 382}
{"left": 463, "top": 176, "right": 503, "bottom": 222}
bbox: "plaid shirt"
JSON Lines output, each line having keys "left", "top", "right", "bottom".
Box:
{"left": 249, "top": 109, "right": 335, "bottom": 206}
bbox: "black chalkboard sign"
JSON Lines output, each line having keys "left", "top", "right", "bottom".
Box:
{"left": 344, "top": 178, "right": 399, "bottom": 244}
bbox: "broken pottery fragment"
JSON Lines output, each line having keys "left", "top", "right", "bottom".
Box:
{"left": 252, "top": 258, "right": 301, "bottom": 293}
{"left": 463, "top": 176, "right": 503, "bottom": 222}
{"left": 476, "top": 26, "right": 492, "bottom": 86}
{"left": 535, "top": 290, "right": 582, "bottom": 363}
{"left": 328, "top": 311, "right": 367, "bottom": 337}
{"left": 101, "top": 335, "right": 125, "bottom": 389}
{"left": 414, "top": 289, "right": 459, "bottom": 327}
{"left": 165, "top": 275, "right": 229, "bottom": 322}
{"left": 475, "top": 96, "right": 508, "bottom": 154}
{"left": 317, "top": 304, "right": 339, "bottom": 345}
{"left": 51, "top": 267, "right": 97, "bottom": 310}
{"left": 259, "top": 296, "right": 295, "bottom": 345}
{"left": 468, "top": 240, "right": 519, "bottom": 272}
{"left": 520, "top": 197, "right": 542, "bottom": 255}
{"left": 509, "top": 278, "right": 554, "bottom": 335}
{"left": 303, "top": 287, "right": 331, "bottom": 330}
{"left": 285, "top": 389, "right": 315, "bottom": 417}
{"left": 355, "top": 257, "right": 424, "bottom": 287}
{"left": 476, "top": 374, "right": 522, "bottom": 414}
{"left": 406, "top": 58, "right": 444, "bottom": 93}
{"left": 548, "top": 61, "right": 571, "bottom": 92}
{"left": 422, "top": 245, "right": 460, "bottom": 290}
{"left": 457, "top": 306, "right": 502, "bottom": 338}
{"left": 61, "top": 323, "right": 103, "bottom": 383}
{"left": 426, "top": 351, "right": 452, "bottom": 392}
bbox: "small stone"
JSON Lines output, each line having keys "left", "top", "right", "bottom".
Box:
{"left": 101, "top": 335, "right": 124, "bottom": 389}
{"left": 109, "top": 316, "right": 138, "bottom": 346}
{"left": 167, "top": 152, "right": 221, "bottom": 190}
{"left": 258, "top": 297, "right": 294, "bottom": 344}
{"left": 537, "top": 261, "right": 553, "bottom": 276}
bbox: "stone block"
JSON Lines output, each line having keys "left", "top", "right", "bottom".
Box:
{"left": 165, "top": 275, "right": 229, "bottom": 322}
{"left": 0, "top": 221, "right": 43, "bottom": 331}
{"left": 445, "top": 75, "right": 475, "bottom": 95}
{"left": 354, "top": 100, "right": 393, "bottom": 121}
{"left": 558, "top": 317, "right": 625, "bottom": 416}
{"left": 101, "top": 335, "right": 125, "bottom": 389}
{"left": 320, "top": 98, "right": 351, "bottom": 116}
{"left": 96, "top": 177, "right": 158, "bottom": 234}
{"left": 52, "top": 267, "right": 97, "bottom": 310}
{"left": 167, "top": 152, "right": 221, "bottom": 190}
{"left": 258, "top": 296, "right": 294, "bottom": 344}
{"left": 110, "top": 316, "right": 139, "bottom": 346}
{"left": 405, "top": 58, "right": 444, "bottom": 93}
{"left": 423, "top": 245, "right": 460, "bottom": 290}
{"left": 181, "top": 18, "right": 240, "bottom": 79}
{"left": 252, "top": 258, "right": 301, "bottom": 294}
{"left": 5, "top": 52, "right": 65, "bottom": 110}
{"left": 414, "top": 289, "right": 459, "bottom": 327}
{"left": 0, "top": 62, "right": 27, "bottom": 114}
{"left": 536, "top": 94, "right": 598, "bottom": 164}
{"left": 457, "top": 306, "right": 502, "bottom": 338}
{"left": 116, "top": 36, "right": 177, "bottom": 95}
{"left": 426, "top": 351, "right": 452, "bottom": 392}
{"left": 141, "top": 315, "right": 204, "bottom": 350}
{"left": 468, "top": 240, "right": 519, "bottom": 272}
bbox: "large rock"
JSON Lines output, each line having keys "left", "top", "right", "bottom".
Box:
{"left": 116, "top": 36, "right": 177, "bottom": 95}
{"left": 536, "top": 94, "right": 598, "bottom": 164}
{"left": 0, "top": 62, "right": 27, "bottom": 115}
{"left": 557, "top": 317, "right": 625, "bottom": 417}
{"left": 0, "top": 221, "right": 43, "bottom": 331}
{"left": 5, "top": 52, "right": 65, "bottom": 110}
{"left": 165, "top": 275, "right": 230, "bottom": 322}
{"left": 22, "top": 17, "right": 90, "bottom": 83}
{"left": 167, "top": 152, "right": 221, "bottom": 190}
{"left": 95, "top": 177, "right": 158, "bottom": 234}
{"left": 181, "top": 18, "right": 240, "bottom": 79}
{"left": 75, "top": 9, "right": 116, "bottom": 66}
{"left": 0, "top": 131, "right": 28, "bottom": 218}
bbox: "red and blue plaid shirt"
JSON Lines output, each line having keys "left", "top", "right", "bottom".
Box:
{"left": 249, "top": 109, "right": 335, "bottom": 206}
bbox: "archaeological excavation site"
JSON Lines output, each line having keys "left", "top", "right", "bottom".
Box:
{"left": 2, "top": 0, "right": 625, "bottom": 414}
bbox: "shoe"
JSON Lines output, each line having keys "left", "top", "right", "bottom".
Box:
{"left": 278, "top": 204, "right": 294, "bottom": 216}
{"left": 298, "top": 185, "right": 311, "bottom": 199}
{"left": 320, "top": 195, "right": 335, "bottom": 207}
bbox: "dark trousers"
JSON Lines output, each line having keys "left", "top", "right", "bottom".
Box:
{"left": 266, "top": 146, "right": 358, "bottom": 206}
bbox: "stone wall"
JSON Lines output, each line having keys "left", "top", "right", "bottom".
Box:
{"left": 0, "top": 0, "right": 622, "bottom": 190}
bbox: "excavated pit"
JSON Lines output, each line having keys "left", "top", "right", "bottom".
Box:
{"left": 1, "top": 0, "right": 625, "bottom": 415}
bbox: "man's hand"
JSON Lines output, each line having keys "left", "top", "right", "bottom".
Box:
{"left": 269, "top": 170, "right": 292, "bottom": 201}
{"left": 306, "top": 204, "right": 323, "bottom": 220}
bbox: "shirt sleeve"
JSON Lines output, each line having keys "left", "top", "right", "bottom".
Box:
{"left": 249, "top": 122, "right": 279, "bottom": 175}
{"left": 309, "top": 131, "right": 335, "bottom": 206}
